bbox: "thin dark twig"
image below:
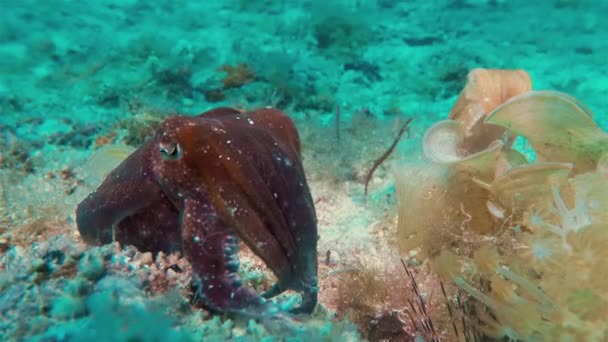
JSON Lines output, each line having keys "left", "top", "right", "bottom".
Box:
{"left": 456, "top": 289, "right": 471, "bottom": 342}
{"left": 440, "top": 280, "right": 459, "bottom": 338}
{"left": 409, "top": 295, "right": 432, "bottom": 335}
{"left": 404, "top": 307, "right": 420, "bottom": 333}
{"left": 364, "top": 117, "right": 413, "bottom": 198}
{"left": 408, "top": 298, "right": 419, "bottom": 314}
{"left": 401, "top": 258, "right": 439, "bottom": 340}
{"left": 402, "top": 259, "right": 427, "bottom": 315}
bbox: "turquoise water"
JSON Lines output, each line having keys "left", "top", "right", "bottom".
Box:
{"left": 1, "top": 1, "right": 607, "bottom": 341}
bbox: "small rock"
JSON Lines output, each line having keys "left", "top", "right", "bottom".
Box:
{"left": 50, "top": 294, "right": 87, "bottom": 320}
{"left": 166, "top": 268, "right": 178, "bottom": 279}
{"left": 78, "top": 251, "right": 105, "bottom": 281}
{"left": 138, "top": 252, "right": 154, "bottom": 266}
{"left": 0, "top": 236, "right": 11, "bottom": 253}
{"left": 368, "top": 310, "right": 411, "bottom": 341}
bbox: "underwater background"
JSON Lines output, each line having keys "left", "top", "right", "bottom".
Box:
{"left": 2, "top": 0, "right": 608, "bottom": 341}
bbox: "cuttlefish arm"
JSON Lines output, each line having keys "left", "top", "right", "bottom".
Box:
{"left": 181, "top": 196, "right": 271, "bottom": 312}
{"left": 76, "top": 143, "right": 163, "bottom": 245}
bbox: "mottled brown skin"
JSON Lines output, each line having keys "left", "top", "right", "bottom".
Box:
{"left": 76, "top": 107, "right": 318, "bottom": 314}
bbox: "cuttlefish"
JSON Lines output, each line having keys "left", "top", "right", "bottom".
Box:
{"left": 76, "top": 107, "right": 318, "bottom": 314}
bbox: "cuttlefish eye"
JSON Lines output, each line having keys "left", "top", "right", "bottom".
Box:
{"left": 159, "top": 142, "right": 182, "bottom": 160}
